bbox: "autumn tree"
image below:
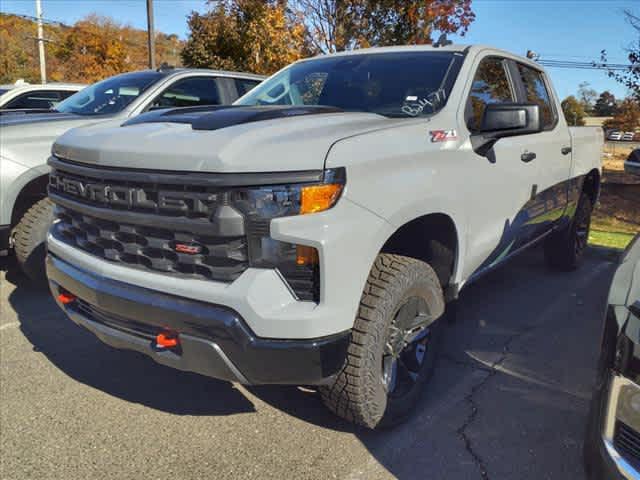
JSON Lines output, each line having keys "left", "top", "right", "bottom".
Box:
{"left": 593, "top": 91, "right": 618, "bottom": 117}
{"left": 293, "top": 0, "right": 475, "bottom": 53}
{"left": 561, "top": 96, "right": 586, "bottom": 126}
{"left": 181, "top": 0, "right": 310, "bottom": 75}
{"left": 0, "top": 13, "right": 184, "bottom": 84}
{"left": 603, "top": 98, "right": 640, "bottom": 131}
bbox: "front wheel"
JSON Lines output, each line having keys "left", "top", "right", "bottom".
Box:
{"left": 13, "top": 197, "right": 55, "bottom": 287}
{"left": 544, "top": 193, "right": 592, "bottom": 271}
{"left": 320, "top": 254, "right": 445, "bottom": 429}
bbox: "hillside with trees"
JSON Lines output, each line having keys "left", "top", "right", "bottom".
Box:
{"left": 0, "top": 13, "right": 183, "bottom": 84}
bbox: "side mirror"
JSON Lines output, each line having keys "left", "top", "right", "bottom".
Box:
{"left": 472, "top": 103, "right": 542, "bottom": 156}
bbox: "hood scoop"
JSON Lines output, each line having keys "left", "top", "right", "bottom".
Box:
{"left": 122, "top": 105, "right": 344, "bottom": 131}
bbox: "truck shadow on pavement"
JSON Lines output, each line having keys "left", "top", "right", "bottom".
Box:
{"left": 2, "top": 256, "right": 256, "bottom": 417}
{"left": 3, "top": 247, "right": 617, "bottom": 479}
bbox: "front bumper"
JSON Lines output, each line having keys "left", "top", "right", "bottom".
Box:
{"left": 586, "top": 373, "right": 640, "bottom": 480}
{"left": 46, "top": 253, "right": 350, "bottom": 385}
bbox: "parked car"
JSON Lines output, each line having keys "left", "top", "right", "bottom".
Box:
{"left": 45, "top": 44, "right": 603, "bottom": 428}
{"left": 0, "top": 79, "right": 84, "bottom": 113}
{"left": 584, "top": 234, "right": 640, "bottom": 480}
{"left": 625, "top": 149, "right": 640, "bottom": 176}
{"left": 609, "top": 131, "right": 623, "bottom": 141}
{"left": 622, "top": 132, "right": 635, "bottom": 142}
{"left": 0, "top": 67, "right": 264, "bottom": 283}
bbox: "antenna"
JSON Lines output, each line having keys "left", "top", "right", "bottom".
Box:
{"left": 434, "top": 34, "right": 453, "bottom": 48}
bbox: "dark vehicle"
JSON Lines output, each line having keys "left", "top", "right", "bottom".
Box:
{"left": 625, "top": 149, "right": 640, "bottom": 176}
{"left": 584, "top": 234, "right": 640, "bottom": 479}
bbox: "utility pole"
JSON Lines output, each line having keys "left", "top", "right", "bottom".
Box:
{"left": 35, "top": 0, "right": 47, "bottom": 83}
{"left": 146, "top": 0, "right": 156, "bottom": 70}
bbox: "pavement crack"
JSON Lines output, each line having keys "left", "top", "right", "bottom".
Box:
{"left": 455, "top": 325, "right": 536, "bottom": 480}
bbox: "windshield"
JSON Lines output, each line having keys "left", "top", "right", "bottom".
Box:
{"left": 56, "top": 71, "right": 164, "bottom": 115}
{"left": 236, "top": 51, "right": 459, "bottom": 117}
{"left": 0, "top": 89, "right": 9, "bottom": 96}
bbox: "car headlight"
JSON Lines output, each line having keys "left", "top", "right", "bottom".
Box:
{"left": 236, "top": 167, "right": 345, "bottom": 302}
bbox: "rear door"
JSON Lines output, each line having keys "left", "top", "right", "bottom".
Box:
{"left": 510, "top": 62, "right": 572, "bottom": 241}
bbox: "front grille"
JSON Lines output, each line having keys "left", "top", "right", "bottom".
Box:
{"left": 49, "top": 158, "right": 250, "bottom": 283}
{"left": 614, "top": 421, "right": 640, "bottom": 467}
{"left": 53, "top": 206, "right": 247, "bottom": 281}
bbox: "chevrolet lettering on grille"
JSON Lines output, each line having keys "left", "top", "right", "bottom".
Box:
{"left": 50, "top": 172, "right": 219, "bottom": 215}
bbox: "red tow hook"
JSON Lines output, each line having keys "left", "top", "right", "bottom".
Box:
{"left": 57, "top": 290, "right": 77, "bottom": 305}
{"left": 156, "top": 330, "right": 180, "bottom": 349}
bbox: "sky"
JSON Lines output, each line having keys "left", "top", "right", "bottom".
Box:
{"left": 1, "top": 0, "right": 637, "bottom": 100}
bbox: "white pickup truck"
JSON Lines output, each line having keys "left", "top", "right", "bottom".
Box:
{"left": 45, "top": 44, "right": 602, "bottom": 428}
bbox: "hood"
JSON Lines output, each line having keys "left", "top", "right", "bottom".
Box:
{"left": 53, "top": 106, "right": 397, "bottom": 173}
{"left": 0, "top": 113, "right": 115, "bottom": 169}
{"left": 0, "top": 111, "right": 82, "bottom": 126}
{"left": 609, "top": 234, "right": 640, "bottom": 309}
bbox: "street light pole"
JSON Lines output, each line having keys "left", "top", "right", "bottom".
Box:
{"left": 35, "top": 0, "right": 47, "bottom": 83}
{"left": 146, "top": 0, "right": 156, "bottom": 70}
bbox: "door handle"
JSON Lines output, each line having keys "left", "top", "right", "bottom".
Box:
{"left": 561, "top": 146, "right": 572, "bottom": 155}
{"left": 521, "top": 151, "right": 536, "bottom": 163}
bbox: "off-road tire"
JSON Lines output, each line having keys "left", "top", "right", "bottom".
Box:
{"left": 13, "top": 197, "right": 55, "bottom": 286}
{"left": 544, "top": 193, "right": 592, "bottom": 271}
{"left": 320, "top": 254, "right": 445, "bottom": 429}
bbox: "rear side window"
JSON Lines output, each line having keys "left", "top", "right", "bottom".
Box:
{"left": 466, "top": 57, "right": 515, "bottom": 131}
{"left": 235, "top": 78, "right": 261, "bottom": 96}
{"left": 5, "top": 90, "right": 61, "bottom": 109}
{"left": 516, "top": 64, "right": 555, "bottom": 128}
{"left": 150, "top": 77, "right": 221, "bottom": 109}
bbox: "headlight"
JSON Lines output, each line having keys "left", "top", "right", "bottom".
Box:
{"left": 236, "top": 167, "right": 345, "bottom": 302}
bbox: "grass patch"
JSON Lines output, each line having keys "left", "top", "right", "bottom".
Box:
{"left": 589, "top": 229, "right": 635, "bottom": 250}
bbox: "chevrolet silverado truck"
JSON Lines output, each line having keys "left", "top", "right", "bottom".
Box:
{"left": 45, "top": 45, "right": 603, "bottom": 428}
{"left": 0, "top": 67, "right": 264, "bottom": 283}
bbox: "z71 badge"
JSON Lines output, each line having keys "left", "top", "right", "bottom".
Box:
{"left": 430, "top": 130, "right": 458, "bottom": 142}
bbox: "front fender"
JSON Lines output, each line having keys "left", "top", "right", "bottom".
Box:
{"left": 0, "top": 156, "right": 50, "bottom": 225}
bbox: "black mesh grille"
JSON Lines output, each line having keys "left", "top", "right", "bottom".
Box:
{"left": 614, "top": 421, "right": 640, "bottom": 467}
{"left": 53, "top": 206, "right": 247, "bottom": 282}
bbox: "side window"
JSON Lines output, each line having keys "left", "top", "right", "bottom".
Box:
{"left": 58, "top": 90, "right": 77, "bottom": 101}
{"left": 235, "top": 79, "right": 261, "bottom": 96}
{"left": 6, "top": 91, "right": 60, "bottom": 109}
{"left": 466, "top": 57, "right": 515, "bottom": 131}
{"left": 149, "top": 77, "right": 220, "bottom": 109}
{"left": 516, "top": 64, "right": 555, "bottom": 129}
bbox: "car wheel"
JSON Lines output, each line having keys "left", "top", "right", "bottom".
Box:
{"left": 544, "top": 193, "right": 592, "bottom": 271}
{"left": 320, "top": 253, "right": 445, "bottom": 429}
{"left": 13, "top": 197, "right": 55, "bottom": 287}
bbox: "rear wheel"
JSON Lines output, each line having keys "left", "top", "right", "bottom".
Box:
{"left": 13, "top": 197, "right": 55, "bottom": 287}
{"left": 544, "top": 193, "right": 592, "bottom": 271}
{"left": 320, "top": 254, "right": 445, "bottom": 429}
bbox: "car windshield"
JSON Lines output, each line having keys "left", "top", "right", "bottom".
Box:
{"left": 235, "top": 51, "right": 459, "bottom": 117}
{"left": 0, "top": 88, "right": 9, "bottom": 96}
{"left": 55, "top": 71, "right": 164, "bottom": 116}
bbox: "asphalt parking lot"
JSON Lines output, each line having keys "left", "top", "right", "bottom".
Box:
{"left": 0, "top": 248, "right": 617, "bottom": 480}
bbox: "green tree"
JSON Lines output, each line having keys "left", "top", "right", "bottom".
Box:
{"left": 181, "top": 0, "right": 310, "bottom": 75}
{"left": 593, "top": 91, "right": 618, "bottom": 117}
{"left": 561, "top": 96, "right": 586, "bottom": 126}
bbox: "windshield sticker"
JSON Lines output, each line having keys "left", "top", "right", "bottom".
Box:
{"left": 430, "top": 130, "right": 458, "bottom": 143}
{"left": 401, "top": 97, "right": 435, "bottom": 117}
